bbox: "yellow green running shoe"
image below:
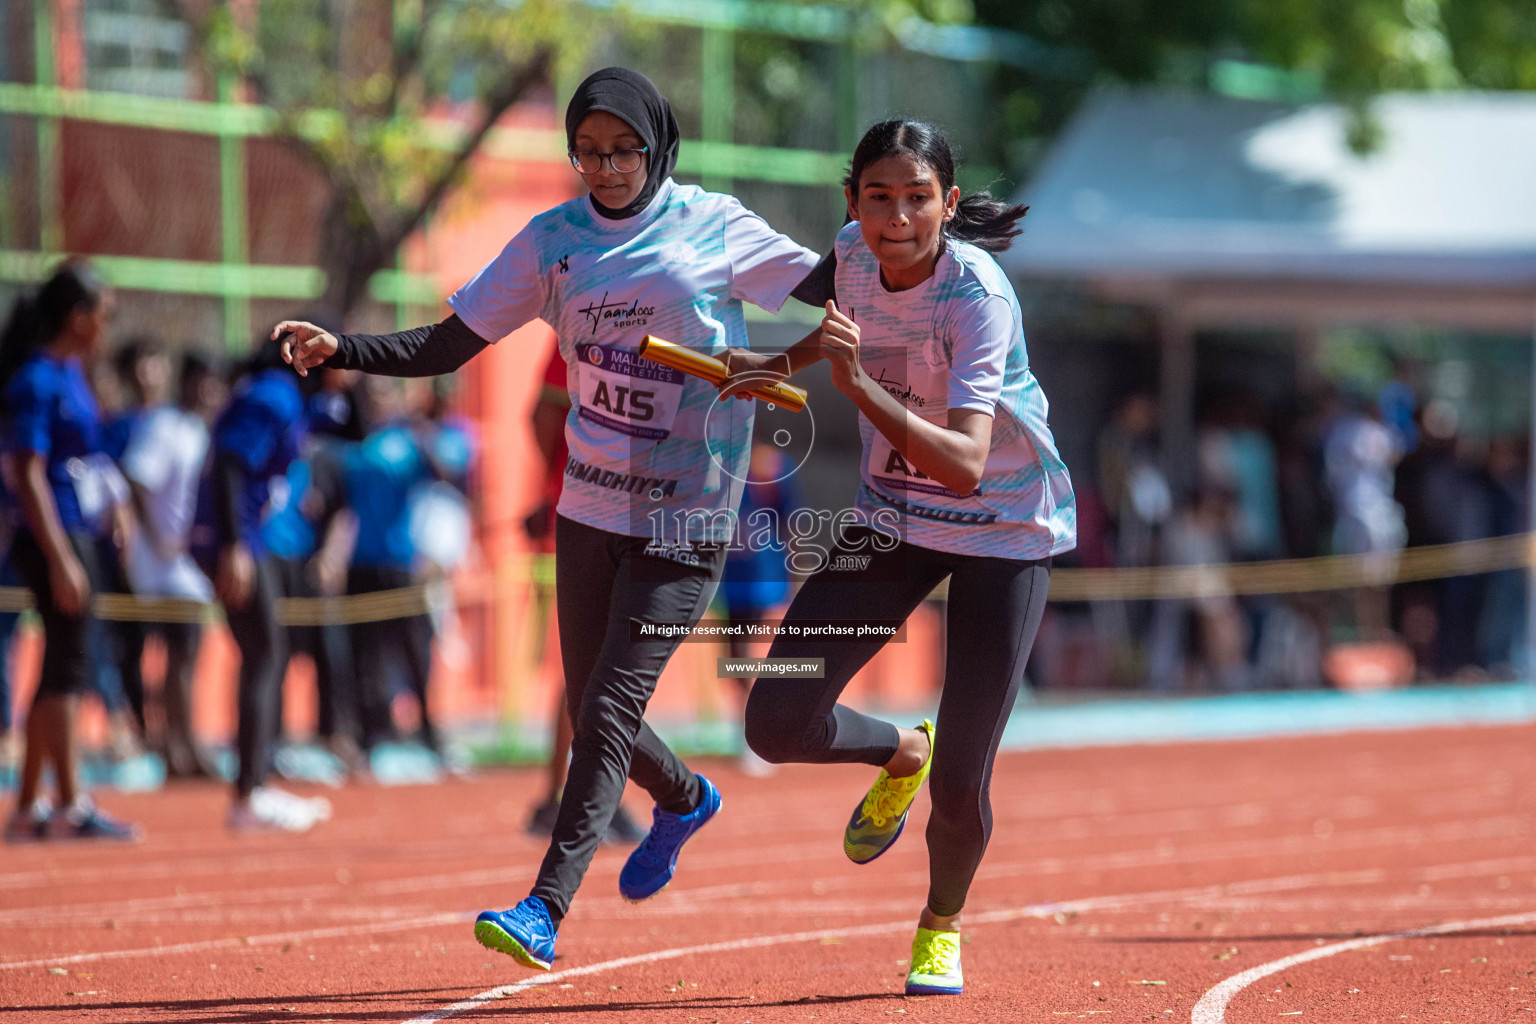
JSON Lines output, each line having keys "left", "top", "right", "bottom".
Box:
{"left": 843, "top": 719, "right": 934, "bottom": 864}
{"left": 905, "top": 926, "right": 963, "bottom": 995}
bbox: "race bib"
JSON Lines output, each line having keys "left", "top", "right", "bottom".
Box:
{"left": 574, "top": 343, "right": 686, "bottom": 440}
{"left": 866, "top": 431, "right": 975, "bottom": 500}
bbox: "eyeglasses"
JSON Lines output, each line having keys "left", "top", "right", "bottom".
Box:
{"left": 569, "top": 147, "right": 649, "bottom": 175}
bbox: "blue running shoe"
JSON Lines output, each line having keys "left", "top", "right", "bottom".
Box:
{"left": 53, "top": 798, "right": 142, "bottom": 842}
{"left": 474, "top": 897, "right": 557, "bottom": 971}
{"left": 619, "top": 774, "right": 721, "bottom": 902}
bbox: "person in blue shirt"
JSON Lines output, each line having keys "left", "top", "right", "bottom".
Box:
{"left": 194, "top": 336, "right": 331, "bottom": 833}
{"left": 262, "top": 439, "right": 362, "bottom": 771}
{"left": 343, "top": 376, "right": 440, "bottom": 754}
{"left": 306, "top": 366, "right": 365, "bottom": 442}
{"left": 0, "top": 260, "right": 139, "bottom": 843}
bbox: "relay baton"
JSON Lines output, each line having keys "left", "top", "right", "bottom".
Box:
{"left": 638, "top": 335, "right": 808, "bottom": 412}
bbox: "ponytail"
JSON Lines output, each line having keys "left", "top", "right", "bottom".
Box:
{"left": 0, "top": 292, "right": 42, "bottom": 394}
{"left": 0, "top": 259, "right": 105, "bottom": 397}
{"left": 844, "top": 119, "right": 1028, "bottom": 255}
{"left": 950, "top": 192, "right": 1030, "bottom": 255}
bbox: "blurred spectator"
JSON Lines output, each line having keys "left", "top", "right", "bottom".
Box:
{"left": 95, "top": 338, "right": 176, "bottom": 752}
{"left": 1, "top": 260, "right": 139, "bottom": 842}
{"left": 307, "top": 366, "right": 365, "bottom": 441}
{"left": 264, "top": 394, "right": 364, "bottom": 774}
{"left": 343, "top": 377, "right": 441, "bottom": 755}
{"left": 120, "top": 351, "right": 224, "bottom": 778}
{"left": 1095, "top": 392, "right": 1170, "bottom": 683}
{"left": 1394, "top": 398, "right": 1461, "bottom": 673}
{"left": 1098, "top": 392, "right": 1169, "bottom": 568}
{"left": 1377, "top": 360, "right": 1419, "bottom": 457}
{"left": 1146, "top": 485, "right": 1249, "bottom": 692}
{"left": 1323, "top": 391, "right": 1406, "bottom": 638}
{"left": 194, "top": 336, "right": 330, "bottom": 832}
{"left": 0, "top": 541, "right": 22, "bottom": 767}
{"left": 1476, "top": 435, "right": 1528, "bottom": 674}
{"left": 1198, "top": 394, "right": 1282, "bottom": 562}
{"left": 1275, "top": 390, "right": 1334, "bottom": 560}
{"left": 411, "top": 376, "right": 478, "bottom": 666}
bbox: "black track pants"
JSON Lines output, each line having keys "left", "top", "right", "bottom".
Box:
{"left": 744, "top": 533, "right": 1050, "bottom": 917}
{"left": 528, "top": 515, "right": 720, "bottom": 918}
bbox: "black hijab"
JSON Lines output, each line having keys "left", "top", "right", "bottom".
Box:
{"left": 564, "top": 67, "right": 680, "bottom": 221}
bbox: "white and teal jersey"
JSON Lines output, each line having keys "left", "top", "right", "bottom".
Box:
{"left": 449, "top": 179, "right": 818, "bottom": 540}
{"left": 832, "top": 221, "right": 1076, "bottom": 559}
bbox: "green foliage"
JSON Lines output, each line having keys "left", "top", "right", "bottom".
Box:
{"left": 178, "top": 0, "right": 929, "bottom": 310}
{"left": 975, "top": 0, "right": 1535, "bottom": 169}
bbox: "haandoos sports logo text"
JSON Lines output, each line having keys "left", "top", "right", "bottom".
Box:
{"left": 578, "top": 291, "right": 655, "bottom": 335}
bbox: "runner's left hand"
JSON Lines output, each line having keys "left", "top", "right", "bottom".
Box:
{"left": 819, "top": 300, "right": 863, "bottom": 395}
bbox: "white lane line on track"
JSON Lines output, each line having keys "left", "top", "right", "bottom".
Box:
{"left": 0, "top": 912, "right": 473, "bottom": 971}
{"left": 398, "top": 870, "right": 1412, "bottom": 1024}
{"left": 9, "top": 813, "right": 1526, "bottom": 930}
{"left": 1190, "top": 908, "right": 1536, "bottom": 1024}
{"left": 0, "top": 868, "right": 1373, "bottom": 975}
{"left": 0, "top": 757, "right": 1510, "bottom": 891}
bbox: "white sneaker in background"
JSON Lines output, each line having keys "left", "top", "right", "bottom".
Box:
{"left": 738, "top": 746, "right": 777, "bottom": 778}
{"left": 229, "top": 786, "right": 333, "bottom": 833}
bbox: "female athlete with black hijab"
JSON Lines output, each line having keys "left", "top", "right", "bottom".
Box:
{"left": 275, "top": 67, "right": 833, "bottom": 968}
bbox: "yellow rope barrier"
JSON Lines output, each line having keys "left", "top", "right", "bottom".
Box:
{"left": 0, "top": 534, "right": 1529, "bottom": 625}
{"left": 1046, "top": 532, "right": 1536, "bottom": 602}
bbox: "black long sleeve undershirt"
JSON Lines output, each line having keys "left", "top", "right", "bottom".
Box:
{"left": 330, "top": 314, "right": 490, "bottom": 378}
{"left": 789, "top": 250, "right": 837, "bottom": 307}
{"left": 327, "top": 258, "right": 830, "bottom": 379}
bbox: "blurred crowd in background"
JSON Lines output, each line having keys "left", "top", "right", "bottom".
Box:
{"left": 0, "top": 327, "right": 478, "bottom": 777}
{"left": 1036, "top": 368, "right": 1530, "bottom": 694}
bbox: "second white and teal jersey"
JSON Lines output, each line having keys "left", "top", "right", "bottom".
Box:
{"left": 450, "top": 179, "right": 818, "bottom": 541}
{"left": 832, "top": 221, "right": 1076, "bottom": 560}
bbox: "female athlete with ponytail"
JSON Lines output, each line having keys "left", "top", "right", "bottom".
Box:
{"left": 721, "top": 119, "right": 1076, "bottom": 995}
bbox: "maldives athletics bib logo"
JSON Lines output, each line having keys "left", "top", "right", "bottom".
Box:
{"left": 575, "top": 343, "right": 686, "bottom": 440}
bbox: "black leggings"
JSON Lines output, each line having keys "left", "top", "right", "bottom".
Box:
{"left": 744, "top": 534, "right": 1050, "bottom": 918}
{"left": 346, "top": 564, "right": 433, "bottom": 750}
{"left": 94, "top": 537, "right": 145, "bottom": 725}
{"left": 274, "top": 557, "right": 358, "bottom": 744}
{"left": 529, "top": 515, "right": 720, "bottom": 919}
{"left": 224, "top": 555, "right": 289, "bottom": 798}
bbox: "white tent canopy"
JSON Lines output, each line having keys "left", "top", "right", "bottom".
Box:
{"left": 1002, "top": 89, "right": 1536, "bottom": 332}
{"left": 1003, "top": 88, "right": 1536, "bottom": 672}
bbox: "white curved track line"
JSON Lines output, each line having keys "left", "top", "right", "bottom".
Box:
{"left": 1190, "top": 908, "right": 1536, "bottom": 1024}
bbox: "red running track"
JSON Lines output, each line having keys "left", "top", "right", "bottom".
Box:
{"left": 4, "top": 724, "right": 1536, "bottom": 1023}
